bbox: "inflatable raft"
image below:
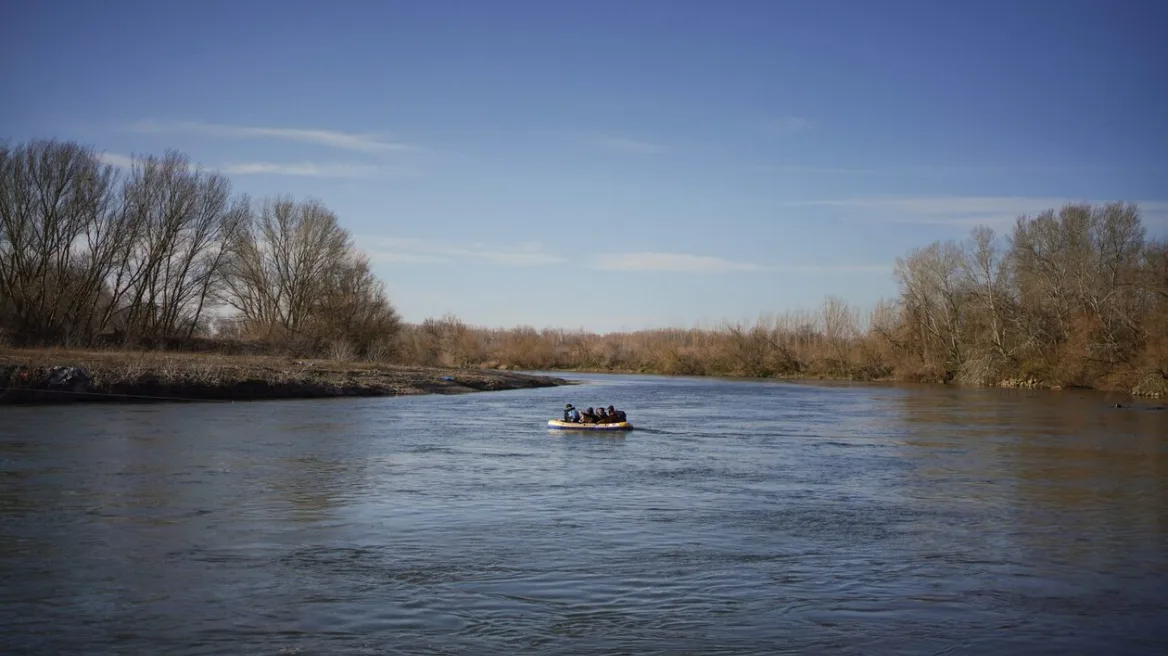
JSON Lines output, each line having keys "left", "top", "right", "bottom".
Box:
{"left": 547, "top": 419, "right": 634, "bottom": 431}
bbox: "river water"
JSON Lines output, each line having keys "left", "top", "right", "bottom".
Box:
{"left": 2, "top": 373, "right": 1166, "bottom": 654}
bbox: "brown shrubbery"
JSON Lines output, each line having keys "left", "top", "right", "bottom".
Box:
{"left": 4, "top": 138, "right": 1165, "bottom": 395}
{"left": 395, "top": 203, "right": 1168, "bottom": 397}
{"left": 394, "top": 305, "right": 897, "bottom": 380}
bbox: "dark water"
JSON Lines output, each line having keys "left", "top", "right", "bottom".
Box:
{"left": 2, "top": 374, "right": 1167, "bottom": 655}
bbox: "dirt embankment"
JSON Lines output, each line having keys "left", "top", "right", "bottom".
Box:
{"left": 0, "top": 349, "right": 572, "bottom": 404}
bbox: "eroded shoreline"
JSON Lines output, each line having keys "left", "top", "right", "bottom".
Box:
{"left": 0, "top": 349, "right": 572, "bottom": 404}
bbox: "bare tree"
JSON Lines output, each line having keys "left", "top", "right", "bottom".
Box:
{"left": 222, "top": 196, "right": 350, "bottom": 337}
{"left": 0, "top": 139, "right": 120, "bottom": 344}
{"left": 1010, "top": 202, "right": 1147, "bottom": 368}
{"left": 220, "top": 195, "right": 399, "bottom": 356}
{"left": 1008, "top": 206, "right": 1084, "bottom": 347}
{"left": 1079, "top": 202, "right": 1145, "bottom": 361}
{"left": 106, "top": 151, "right": 245, "bottom": 342}
{"left": 960, "top": 225, "right": 1014, "bottom": 359}
{"left": 893, "top": 240, "right": 966, "bottom": 375}
{"left": 311, "top": 251, "right": 401, "bottom": 358}
{"left": 1138, "top": 239, "right": 1168, "bottom": 304}
{"left": 821, "top": 296, "right": 858, "bottom": 374}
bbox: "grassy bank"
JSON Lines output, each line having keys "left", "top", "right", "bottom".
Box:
{"left": 0, "top": 349, "right": 571, "bottom": 404}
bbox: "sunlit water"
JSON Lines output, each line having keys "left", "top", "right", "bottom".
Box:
{"left": 2, "top": 373, "right": 1166, "bottom": 654}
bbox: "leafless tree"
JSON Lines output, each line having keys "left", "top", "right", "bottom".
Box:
{"left": 102, "top": 151, "right": 246, "bottom": 342}
{"left": 222, "top": 196, "right": 349, "bottom": 336}
{"left": 1009, "top": 206, "right": 1081, "bottom": 347}
{"left": 311, "top": 251, "right": 401, "bottom": 358}
{"left": 0, "top": 139, "right": 120, "bottom": 344}
{"left": 821, "top": 295, "right": 858, "bottom": 374}
{"left": 1138, "top": 239, "right": 1168, "bottom": 304}
{"left": 893, "top": 240, "right": 966, "bottom": 375}
{"left": 960, "top": 225, "right": 1014, "bottom": 359}
{"left": 220, "top": 195, "right": 400, "bottom": 356}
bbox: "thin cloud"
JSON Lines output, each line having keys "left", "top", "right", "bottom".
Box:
{"left": 369, "top": 252, "right": 449, "bottom": 265}
{"left": 97, "top": 152, "right": 134, "bottom": 169}
{"left": 221, "top": 162, "right": 381, "bottom": 178}
{"left": 591, "top": 252, "right": 768, "bottom": 272}
{"left": 590, "top": 252, "right": 888, "bottom": 274}
{"left": 100, "top": 153, "right": 394, "bottom": 179}
{"left": 359, "top": 236, "right": 566, "bottom": 267}
{"left": 589, "top": 133, "right": 666, "bottom": 154}
{"left": 773, "top": 264, "right": 893, "bottom": 274}
{"left": 787, "top": 196, "right": 1168, "bottom": 228}
{"left": 130, "top": 120, "right": 415, "bottom": 153}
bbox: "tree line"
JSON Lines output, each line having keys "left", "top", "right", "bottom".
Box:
{"left": 0, "top": 138, "right": 399, "bottom": 357}
{"left": 4, "top": 137, "right": 1165, "bottom": 396}
{"left": 890, "top": 203, "right": 1166, "bottom": 394}
{"left": 391, "top": 205, "right": 1167, "bottom": 396}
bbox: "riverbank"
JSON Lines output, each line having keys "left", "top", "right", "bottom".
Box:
{"left": 0, "top": 349, "right": 572, "bottom": 404}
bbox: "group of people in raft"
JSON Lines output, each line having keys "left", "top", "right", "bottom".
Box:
{"left": 562, "top": 403, "right": 628, "bottom": 424}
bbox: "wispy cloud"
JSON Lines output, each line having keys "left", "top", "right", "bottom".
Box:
{"left": 221, "top": 161, "right": 383, "bottom": 178}
{"left": 762, "top": 116, "right": 816, "bottom": 137}
{"left": 591, "top": 252, "right": 767, "bottom": 272}
{"left": 97, "top": 152, "right": 134, "bottom": 169}
{"left": 359, "top": 236, "right": 566, "bottom": 267}
{"left": 99, "top": 152, "right": 393, "bottom": 179}
{"left": 773, "top": 264, "right": 893, "bottom": 274}
{"left": 590, "top": 252, "right": 888, "bottom": 274}
{"left": 788, "top": 196, "right": 1168, "bottom": 229}
{"left": 348, "top": 239, "right": 887, "bottom": 273}
{"left": 130, "top": 120, "right": 415, "bottom": 153}
{"left": 589, "top": 133, "right": 666, "bottom": 154}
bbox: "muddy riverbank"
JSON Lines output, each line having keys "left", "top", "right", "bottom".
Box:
{"left": 0, "top": 349, "right": 571, "bottom": 404}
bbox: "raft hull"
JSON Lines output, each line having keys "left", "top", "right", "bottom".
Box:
{"left": 547, "top": 419, "right": 634, "bottom": 431}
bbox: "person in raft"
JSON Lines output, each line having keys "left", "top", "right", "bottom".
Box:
{"left": 595, "top": 407, "right": 627, "bottom": 424}
{"left": 605, "top": 405, "right": 627, "bottom": 423}
{"left": 563, "top": 404, "right": 627, "bottom": 423}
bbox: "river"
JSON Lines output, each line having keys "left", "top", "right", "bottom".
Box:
{"left": 2, "top": 373, "right": 1166, "bottom": 654}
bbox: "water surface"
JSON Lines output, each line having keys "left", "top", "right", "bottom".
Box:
{"left": 2, "top": 374, "right": 1166, "bottom": 654}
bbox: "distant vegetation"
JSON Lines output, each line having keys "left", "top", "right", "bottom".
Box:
{"left": 3, "top": 138, "right": 1166, "bottom": 397}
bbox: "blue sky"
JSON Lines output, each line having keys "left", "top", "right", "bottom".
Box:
{"left": 3, "top": 0, "right": 1166, "bottom": 333}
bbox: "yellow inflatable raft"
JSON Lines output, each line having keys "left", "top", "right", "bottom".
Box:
{"left": 547, "top": 419, "right": 634, "bottom": 431}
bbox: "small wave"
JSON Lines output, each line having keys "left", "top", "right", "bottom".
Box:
{"left": 410, "top": 445, "right": 457, "bottom": 454}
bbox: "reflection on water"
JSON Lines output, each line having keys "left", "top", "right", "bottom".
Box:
{"left": 896, "top": 388, "right": 1167, "bottom": 567}
{"left": 1, "top": 375, "right": 1166, "bottom": 654}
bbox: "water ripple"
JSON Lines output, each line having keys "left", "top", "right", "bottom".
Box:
{"left": 1, "top": 374, "right": 1166, "bottom": 654}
